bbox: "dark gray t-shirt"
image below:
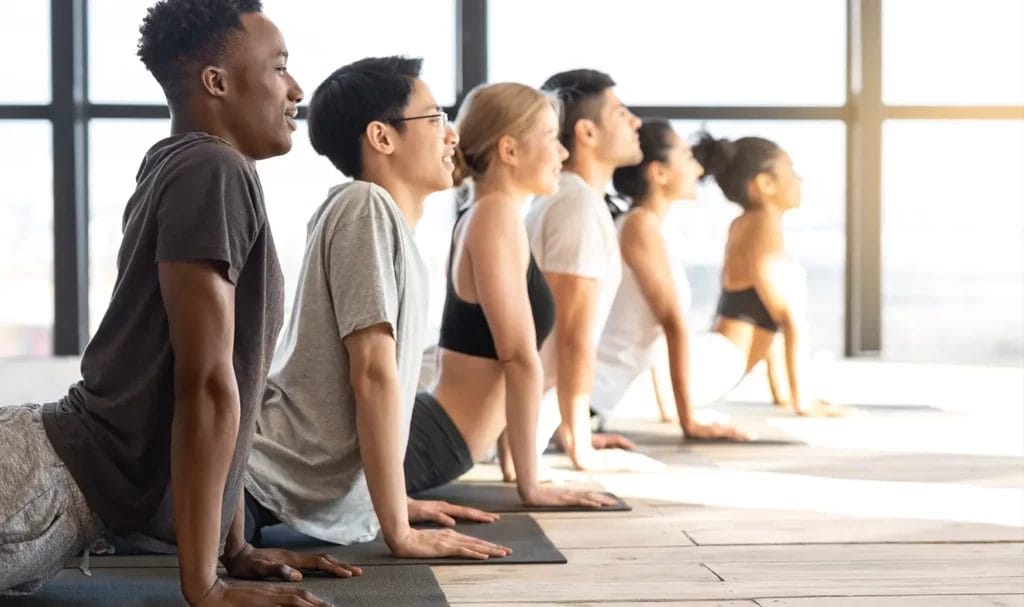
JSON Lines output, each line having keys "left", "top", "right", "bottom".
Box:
{"left": 42, "top": 133, "right": 284, "bottom": 549}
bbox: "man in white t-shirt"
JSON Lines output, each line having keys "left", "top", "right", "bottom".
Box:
{"left": 524, "top": 69, "right": 644, "bottom": 471}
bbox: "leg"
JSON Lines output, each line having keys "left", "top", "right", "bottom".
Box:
{"left": 0, "top": 404, "right": 102, "bottom": 594}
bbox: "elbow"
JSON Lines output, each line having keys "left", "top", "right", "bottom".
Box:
{"left": 174, "top": 365, "right": 240, "bottom": 427}
{"left": 350, "top": 359, "right": 398, "bottom": 404}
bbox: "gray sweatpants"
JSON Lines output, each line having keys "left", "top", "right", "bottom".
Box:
{"left": 0, "top": 404, "right": 102, "bottom": 594}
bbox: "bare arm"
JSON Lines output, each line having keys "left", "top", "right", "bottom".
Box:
{"left": 620, "top": 212, "right": 746, "bottom": 440}
{"left": 346, "top": 325, "right": 511, "bottom": 558}
{"left": 544, "top": 271, "right": 600, "bottom": 468}
{"left": 747, "top": 220, "right": 804, "bottom": 411}
{"left": 160, "top": 260, "right": 241, "bottom": 604}
{"left": 468, "top": 203, "right": 610, "bottom": 507}
{"left": 619, "top": 212, "right": 695, "bottom": 429}
{"left": 465, "top": 204, "right": 544, "bottom": 495}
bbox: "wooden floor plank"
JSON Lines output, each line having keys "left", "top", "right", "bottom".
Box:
{"left": 759, "top": 596, "right": 1024, "bottom": 607}
{"left": 706, "top": 558, "right": 1024, "bottom": 581}
{"left": 555, "top": 543, "right": 1024, "bottom": 566}
{"left": 684, "top": 517, "right": 1024, "bottom": 545}
{"left": 440, "top": 577, "right": 1024, "bottom": 603}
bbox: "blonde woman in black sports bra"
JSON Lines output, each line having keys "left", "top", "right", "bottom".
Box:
{"left": 403, "top": 83, "right": 616, "bottom": 508}
{"left": 692, "top": 132, "right": 845, "bottom": 417}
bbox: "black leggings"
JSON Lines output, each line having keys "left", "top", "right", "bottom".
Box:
{"left": 243, "top": 489, "right": 281, "bottom": 545}
{"left": 403, "top": 392, "right": 475, "bottom": 495}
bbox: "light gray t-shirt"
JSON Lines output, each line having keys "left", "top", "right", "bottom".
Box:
{"left": 245, "top": 181, "right": 428, "bottom": 545}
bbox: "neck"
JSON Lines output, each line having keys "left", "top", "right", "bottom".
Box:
{"left": 360, "top": 168, "right": 427, "bottom": 230}
{"left": 634, "top": 190, "right": 673, "bottom": 219}
{"left": 564, "top": 157, "right": 614, "bottom": 196}
{"left": 169, "top": 104, "right": 242, "bottom": 155}
{"left": 472, "top": 169, "right": 532, "bottom": 209}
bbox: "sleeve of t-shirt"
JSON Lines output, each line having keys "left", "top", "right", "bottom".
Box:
{"left": 325, "top": 196, "right": 402, "bottom": 342}
{"left": 537, "top": 192, "right": 607, "bottom": 279}
{"left": 154, "top": 143, "right": 260, "bottom": 285}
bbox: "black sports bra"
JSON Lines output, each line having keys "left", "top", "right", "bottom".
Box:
{"left": 716, "top": 287, "right": 779, "bottom": 332}
{"left": 438, "top": 225, "right": 555, "bottom": 360}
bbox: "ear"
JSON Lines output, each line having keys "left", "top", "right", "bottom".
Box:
{"left": 364, "top": 121, "right": 396, "bottom": 156}
{"left": 200, "top": 66, "right": 228, "bottom": 98}
{"left": 752, "top": 172, "right": 776, "bottom": 198}
{"left": 574, "top": 118, "right": 598, "bottom": 149}
{"left": 496, "top": 134, "right": 518, "bottom": 167}
{"left": 648, "top": 162, "right": 668, "bottom": 187}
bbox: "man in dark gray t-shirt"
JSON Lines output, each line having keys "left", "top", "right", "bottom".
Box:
{"left": 0, "top": 2, "right": 356, "bottom": 604}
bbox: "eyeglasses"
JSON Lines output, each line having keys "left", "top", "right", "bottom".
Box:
{"left": 386, "top": 112, "right": 450, "bottom": 135}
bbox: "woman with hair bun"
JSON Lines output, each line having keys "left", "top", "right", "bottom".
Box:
{"left": 691, "top": 131, "right": 842, "bottom": 417}
{"left": 593, "top": 124, "right": 840, "bottom": 433}
{"left": 403, "top": 82, "right": 615, "bottom": 508}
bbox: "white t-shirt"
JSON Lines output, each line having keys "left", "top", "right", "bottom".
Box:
{"left": 525, "top": 171, "right": 623, "bottom": 384}
{"left": 591, "top": 213, "right": 691, "bottom": 414}
{"left": 245, "top": 181, "right": 428, "bottom": 545}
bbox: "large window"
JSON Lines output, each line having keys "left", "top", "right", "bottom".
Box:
{"left": 87, "top": 1, "right": 165, "bottom": 103}
{"left": 88, "top": 120, "right": 170, "bottom": 334}
{"left": 668, "top": 121, "right": 846, "bottom": 357}
{"left": 0, "top": 121, "right": 53, "bottom": 356}
{"left": 489, "top": 0, "right": 846, "bottom": 106}
{"left": 263, "top": 0, "right": 457, "bottom": 106}
{"left": 883, "top": 0, "right": 1024, "bottom": 105}
{"left": 882, "top": 120, "right": 1024, "bottom": 366}
{"left": 88, "top": 1, "right": 457, "bottom": 105}
{"left": 0, "top": 3, "right": 51, "bottom": 104}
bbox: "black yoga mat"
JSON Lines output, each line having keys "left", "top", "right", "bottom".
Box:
{"left": 72, "top": 514, "right": 566, "bottom": 569}
{"left": 412, "top": 480, "right": 631, "bottom": 512}
{"left": 7, "top": 565, "right": 448, "bottom": 607}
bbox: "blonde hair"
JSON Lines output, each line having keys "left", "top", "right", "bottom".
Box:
{"left": 452, "top": 82, "right": 558, "bottom": 187}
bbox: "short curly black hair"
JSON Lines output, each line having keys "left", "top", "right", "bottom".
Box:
{"left": 137, "top": 0, "right": 263, "bottom": 104}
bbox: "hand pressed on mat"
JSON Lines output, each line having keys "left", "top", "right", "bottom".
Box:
{"left": 222, "top": 543, "right": 362, "bottom": 582}
{"left": 407, "top": 497, "right": 499, "bottom": 526}
{"left": 197, "top": 578, "right": 334, "bottom": 607}
{"left": 387, "top": 526, "right": 512, "bottom": 560}
{"left": 520, "top": 484, "right": 616, "bottom": 509}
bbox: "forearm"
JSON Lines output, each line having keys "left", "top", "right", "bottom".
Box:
{"left": 501, "top": 355, "right": 544, "bottom": 496}
{"left": 782, "top": 321, "right": 802, "bottom": 408}
{"left": 663, "top": 322, "right": 694, "bottom": 430}
{"left": 171, "top": 377, "right": 240, "bottom": 604}
{"left": 555, "top": 335, "right": 594, "bottom": 455}
{"left": 221, "top": 488, "right": 247, "bottom": 566}
{"left": 766, "top": 335, "right": 791, "bottom": 404}
{"left": 353, "top": 372, "right": 411, "bottom": 549}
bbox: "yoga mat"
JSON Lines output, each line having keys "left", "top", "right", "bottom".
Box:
{"left": 412, "top": 480, "right": 631, "bottom": 513}
{"left": 621, "top": 429, "right": 805, "bottom": 447}
{"left": 8, "top": 565, "right": 448, "bottom": 606}
{"left": 73, "top": 514, "right": 566, "bottom": 569}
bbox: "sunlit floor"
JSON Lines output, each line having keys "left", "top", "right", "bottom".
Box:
{"left": 1, "top": 357, "right": 1022, "bottom": 605}
{"left": 437, "top": 359, "right": 1024, "bottom": 605}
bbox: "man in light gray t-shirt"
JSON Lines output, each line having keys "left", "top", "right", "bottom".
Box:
{"left": 246, "top": 181, "right": 425, "bottom": 544}
{"left": 242, "top": 56, "right": 509, "bottom": 560}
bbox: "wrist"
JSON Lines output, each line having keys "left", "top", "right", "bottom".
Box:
{"left": 219, "top": 541, "right": 251, "bottom": 570}
{"left": 182, "top": 573, "right": 220, "bottom": 606}
{"left": 382, "top": 521, "right": 413, "bottom": 549}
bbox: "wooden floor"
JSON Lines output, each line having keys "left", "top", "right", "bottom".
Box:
{"left": 432, "top": 360, "right": 1024, "bottom": 606}
{"left": 2, "top": 357, "right": 1022, "bottom": 606}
